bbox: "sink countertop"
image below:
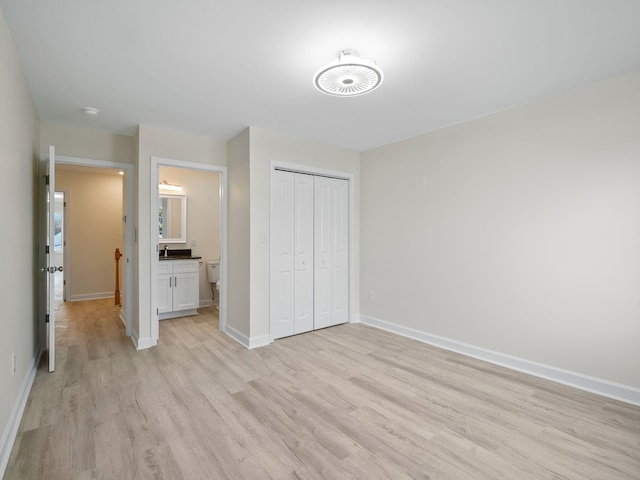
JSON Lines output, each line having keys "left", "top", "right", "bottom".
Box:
{"left": 159, "top": 248, "right": 201, "bottom": 260}
{"left": 159, "top": 255, "right": 202, "bottom": 260}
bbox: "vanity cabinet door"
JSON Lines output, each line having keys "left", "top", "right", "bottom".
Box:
{"left": 158, "top": 273, "right": 173, "bottom": 314}
{"left": 173, "top": 271, "right": 199, "bottom": 311}
{"left": 172, "top": 260, "right": 199, "bottom": 312}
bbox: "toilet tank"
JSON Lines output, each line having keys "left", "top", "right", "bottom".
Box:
{"left": 206, "top": 260, "right": 220, "bottom": 283}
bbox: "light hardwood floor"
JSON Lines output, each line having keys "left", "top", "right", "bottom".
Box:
{"left": 5, "top": 298, "right": 640, "bottom": 479}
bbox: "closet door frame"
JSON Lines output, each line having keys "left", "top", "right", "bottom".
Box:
{"left": 269, "top": 161, "right": 355, "bottom": 342}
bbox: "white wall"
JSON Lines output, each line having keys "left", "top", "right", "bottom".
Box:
{"left": 248, "top": 127, "right": 360, "bottom": 340}
{"left": 136, "top": 125, "right": 226, "bottom": 345}
{"left": 0, "top": 7, "right": 40, "bottom": 473}
{"left": 159, "top": 166, "right": 221, "bottom": 304}
{"left": 56, "top": 169, "right": 123, "bottom": 301}
{"left": 360, "top": 70, "right": 640, "bottom": 390}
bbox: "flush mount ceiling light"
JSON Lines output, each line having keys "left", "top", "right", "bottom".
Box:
{"left": 83, "top": 107, "right": 99, "bottom": 117}
{"left": 314, "top": 49, "right": 383, "bottom": 97}
{"left": 158, "top": 180, "right": 183, "bottom": 194}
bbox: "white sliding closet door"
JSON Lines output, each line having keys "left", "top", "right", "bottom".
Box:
{"left": 270, "top": 170, "right": 314, "bottom": 339}
{"left": 314, "top": 176, "right": 349, "bottom": 329}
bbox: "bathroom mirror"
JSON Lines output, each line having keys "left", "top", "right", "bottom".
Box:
{"left": 158, "top": 194, "right": 187, "bottom": 243}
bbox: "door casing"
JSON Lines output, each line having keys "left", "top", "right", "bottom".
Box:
{"left": 150, "top": 156, "right": 227, "bottom": 345}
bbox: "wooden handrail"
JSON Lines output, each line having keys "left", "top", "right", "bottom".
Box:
{"left": 114, "top": 248, "right": 122, "bottom": 306}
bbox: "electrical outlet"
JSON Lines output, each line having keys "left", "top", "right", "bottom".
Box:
{"left": 191, "top": 239, "right": 197, "bottom": 247}
{"left": 368, "top": 290, "right": 375, "bottom": 301}
{"left": 11, "top": 354, "right": 16, "bottom": 375}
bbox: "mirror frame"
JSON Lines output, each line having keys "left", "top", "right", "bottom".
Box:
{"left": 158, "top": 194, "right": 187, "bottom": 243}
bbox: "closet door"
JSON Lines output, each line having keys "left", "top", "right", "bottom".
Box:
{"left": 314, "top": 176, "right": 349, "bottom": 329}
{"left": 270, "top": 171, "right": 314, "bottom": 339}
{"left": 271, "top": 170, "right": 295, "bottom": 339}
{"left": 293, "top": 173, "right": 314, "bottom": 334}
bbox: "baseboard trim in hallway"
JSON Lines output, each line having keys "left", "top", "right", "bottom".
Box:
{"left": 358, "top": 314, "right": 640, "bottom": 407}
{"left": 0, "top": 348, "right": 41, "bottom": 478}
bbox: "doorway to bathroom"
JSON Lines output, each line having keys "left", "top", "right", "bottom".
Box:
{"left": 150, "top": 157, "right": 227, "bottom": 344}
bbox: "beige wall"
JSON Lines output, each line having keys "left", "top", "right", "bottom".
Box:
{"left": 56, "top": 169, "right": 123, "bottom": 300}
{"left": 159, "top": 166, "right": 221, "bottom": 303}
{"left": 136, "top": 125, "right": 227, "bottom": 344}
{"left": 0, "top": 7, "right": 40, "bottom": 469}
{"left": 40, "top": 123, "right": 135, "bottom": 164}
{"left": 248, "top": 127, "right": 361, "bottom": 340}
{"left": 226, "top": 128, "right": 251, "bottom": 338}
{"left": 360, "top": 70, "right": 640, "bottom": 389}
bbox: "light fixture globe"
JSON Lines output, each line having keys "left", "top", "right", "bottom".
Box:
{"left": 314, "top": 49, "right": 383, "bottom": 97}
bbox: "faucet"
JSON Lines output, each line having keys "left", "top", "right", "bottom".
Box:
{"left": 164, "top": 245, "right": 168, "bottom": 258}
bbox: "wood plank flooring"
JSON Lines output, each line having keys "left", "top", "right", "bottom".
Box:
{"left": 5, "top": 298, "right": 640, "bottom": 479}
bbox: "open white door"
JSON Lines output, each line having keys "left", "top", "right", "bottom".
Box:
{"left": 39, "top": 145, "right": 59, "bottom": 372}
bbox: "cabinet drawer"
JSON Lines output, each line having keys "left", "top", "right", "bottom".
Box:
{"left": 172, "top": 260, "right": 199, "bottom": 273}
{"left": 157, "top": 262, "right": 172, "bottom": 275}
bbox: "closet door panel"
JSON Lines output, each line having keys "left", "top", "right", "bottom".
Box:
{"left": 314, "top": 177, "right": 332, "bottom": 329}
{"left": 331, "top": 178, "right": 349, "bottom": 325}
{"left": 270, "top": 171, "right": 295, "bottom": 339}
{"left": 314, "top": 176, "right": 349, "bottom": 329}
{"left": 294, "top": 173, "right": 314, "bottom": 334}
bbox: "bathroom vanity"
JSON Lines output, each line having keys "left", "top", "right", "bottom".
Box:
{"left": 157, "top": 256, "right": 200, "bottom": 320}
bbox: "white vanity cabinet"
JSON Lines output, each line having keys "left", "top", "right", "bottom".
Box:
{"left": 158, "top": 260, "right": 200, "bottom": 320}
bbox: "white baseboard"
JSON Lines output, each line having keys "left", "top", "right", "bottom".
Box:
{"left": 224, "top": 325, "right": 250, "bottom": 348}
{"left": 223, "top": 326, "right": 270, "bottom": 349}
{"left": 359, "top": 315, "right": 640, "bottom": 407}
{"left": 248, "top": 335, "right": 271, "bottom": 349}
{"left": 119, "top": 309, "right": 132, "bottom": 337}
{"left": 131, "top": 330, "right": 154, "bottom": 350}
{"left": 68, "top": 292, "right": 114, "bottom": 302}
{"left": 0, "top": 348, "right": 42, "bottom": 478}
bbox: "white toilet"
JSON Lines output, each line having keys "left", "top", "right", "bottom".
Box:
{"left": 206, "top": 260, "right": 220, "bottom": 306}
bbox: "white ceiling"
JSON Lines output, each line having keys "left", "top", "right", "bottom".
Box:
{"left": 2, "top": 0, "right": 640, "bottom": 151}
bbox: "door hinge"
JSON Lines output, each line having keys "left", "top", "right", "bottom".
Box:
{"left": 46, "top": 245, "right": 50, "bottom": 254}
{"left": 64, "top": 201, "right": 67, "bottom": 207}
{"left": 123, "top": 215, "right": 126, "bottom": 223}
{"left": 44, "top": 175, "right": 50, "bottom": 185}
{"left": 156, "top": 308, "right": 159, "bottom": 315}
{"left": 46, "top": 314, "right": 49, "bottom": 323}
